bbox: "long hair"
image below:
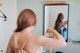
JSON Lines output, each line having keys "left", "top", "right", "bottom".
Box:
{"left": 54, "top": 13, "right": 64, "bottom": 33}
{"left": 15, "top": 9, "right": 36, "bottom": 32}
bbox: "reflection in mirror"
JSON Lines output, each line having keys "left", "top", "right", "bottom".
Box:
{"left": 43, "top": 4, "right": 69, "bottom": 42}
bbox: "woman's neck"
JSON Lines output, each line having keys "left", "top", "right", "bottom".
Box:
{"left": 21, "top": 26, "right": 34, "bottom": 35}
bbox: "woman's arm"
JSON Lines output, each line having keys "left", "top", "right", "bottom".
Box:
{"left": 6, "top": 33, "right": 19, "bottom": 53}
{"left": 6, "top": 41, "right": 13, "bottom": 53}
{"left": 39, "top": 28, "right": 67, "bottom": 48}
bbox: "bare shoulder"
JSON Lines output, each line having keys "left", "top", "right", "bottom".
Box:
{"left": 10, "top": 32, "right": 18, "bottom": 42}
{"left": 9, "top": 32, "right": 19, "bottom": 49}
{"left": 9, "top": 32, "right": 16, "bottom": 43}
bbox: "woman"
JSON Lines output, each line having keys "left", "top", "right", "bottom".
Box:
{"left": 54, "top": 13, "right": 67, "bottom": 34}
{"left": 6, "top": 9, "right": 67, "bottom": 53}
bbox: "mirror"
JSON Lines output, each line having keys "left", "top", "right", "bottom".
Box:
{"left": 43, "top": 4, "right": 69, "bottom": 42}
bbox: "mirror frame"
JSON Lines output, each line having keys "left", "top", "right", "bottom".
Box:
{"left": 43, "top": 4, "right": 69, "bottom": 42}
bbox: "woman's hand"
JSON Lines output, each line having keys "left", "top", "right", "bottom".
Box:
{"left": 46, "top": 28, "right": 55, "bottom": 33}
{"left": 64, "top": 21, "right": 67, "bottom": 25}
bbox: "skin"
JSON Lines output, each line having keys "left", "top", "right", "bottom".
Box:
{"left": 6, "top": 26, "right": 67, "bottom": 53}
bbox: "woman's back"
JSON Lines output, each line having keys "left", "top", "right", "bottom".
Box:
{"left": 10, "top": 32, "right": 43, "bottom": 53}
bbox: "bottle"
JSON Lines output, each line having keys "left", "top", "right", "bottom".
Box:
{"left": 63, "top": 27, "right": 67, "bottom": 41}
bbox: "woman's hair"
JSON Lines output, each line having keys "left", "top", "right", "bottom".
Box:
{"left": 15, "top": 9, "right": 36, "bottom": 32}
{"left": 54, "top": 13, "right": 64, "bottom": 33}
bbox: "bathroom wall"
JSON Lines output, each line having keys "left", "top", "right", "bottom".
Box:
{"left": 0, "top": 0, "right": 17, "bottom": 52}
{"left": 68, "top": 1, "right": 80, "bottom": 41}
{"left": 69, "top": 0, "right": 80, "bottom": 2}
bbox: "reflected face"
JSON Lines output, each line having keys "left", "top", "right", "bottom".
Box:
{"left": 60, "top": 14, "right": 64, "bottom": 21}
{"left": 62, "top": 15, "right": 64, "bottom": 20}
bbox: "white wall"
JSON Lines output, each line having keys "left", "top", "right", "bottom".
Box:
{"left": 69, "top": 2, "right": 80, "bottom": 41}
{"left": 0, "top": 0, "right": 17, "bottom": 52}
